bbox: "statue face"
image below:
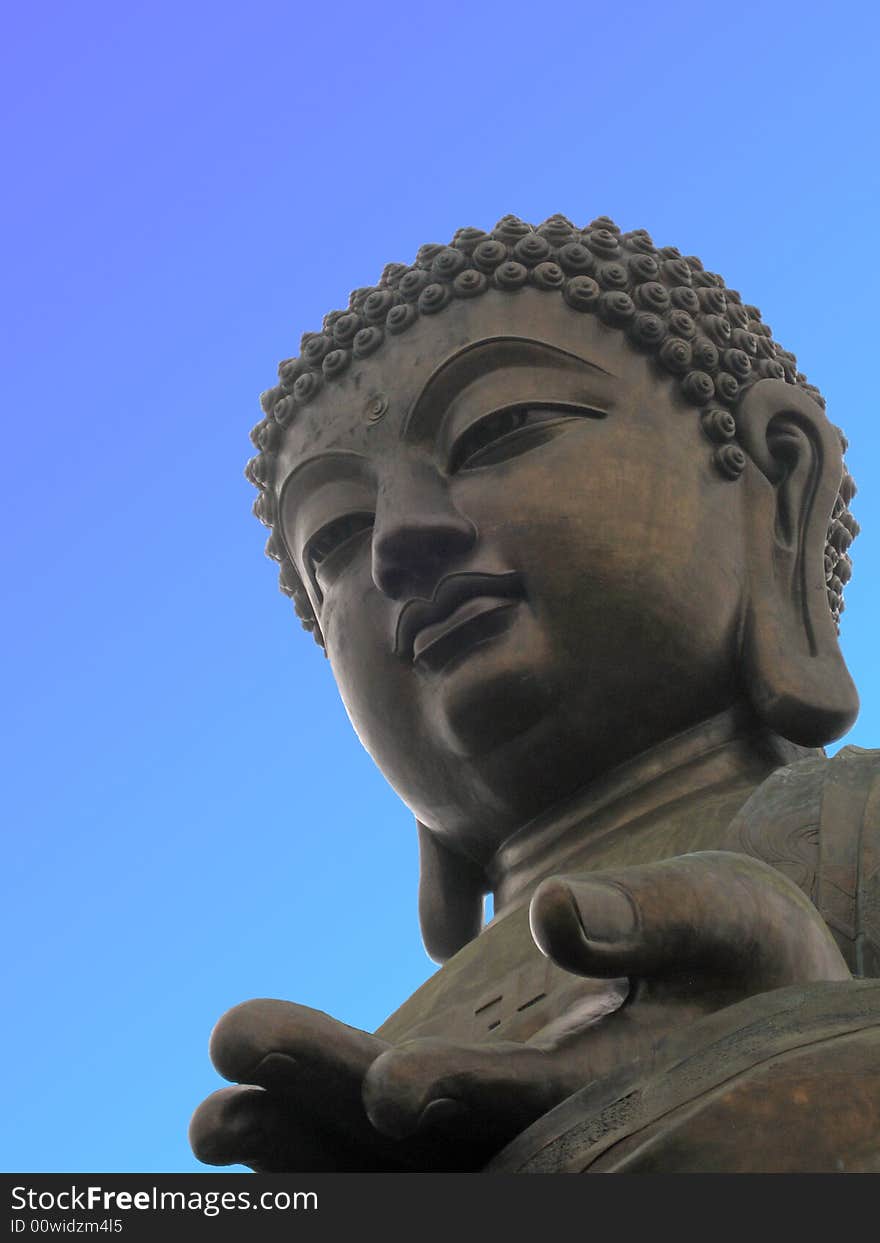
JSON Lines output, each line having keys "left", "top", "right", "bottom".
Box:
{"left": 276, "top": 290, "right": 748, "bottom": 860}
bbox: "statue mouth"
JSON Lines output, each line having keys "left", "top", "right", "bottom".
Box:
{"left": 396, "top": 572, "right": 525, "bottom": 670}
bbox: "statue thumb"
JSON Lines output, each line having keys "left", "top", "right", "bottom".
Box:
{"left": 529, "top": 851, "right": 849, "bottom": 989}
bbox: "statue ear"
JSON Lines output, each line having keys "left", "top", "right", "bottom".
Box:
{"left": 737, "top": 379, "right": 858, "bottom": 746}
{"left": 417, "top": 821, "right": 486, "bottom": 963}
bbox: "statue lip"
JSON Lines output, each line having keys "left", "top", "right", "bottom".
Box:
{"left": 395, "top": 571, "right": 525, "bottom": 663}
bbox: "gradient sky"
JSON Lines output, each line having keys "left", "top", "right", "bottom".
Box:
{"left": 2, "top": 0, "right": 879, "bottom": 1172}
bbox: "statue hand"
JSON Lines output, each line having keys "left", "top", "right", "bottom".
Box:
{"left": 189, "top": 1001, "right": 418, "bottom": 1171}
{"left": 361, "top": 851, "right": 850, "bottom": 1163}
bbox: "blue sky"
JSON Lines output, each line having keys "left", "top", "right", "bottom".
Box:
{"left": 2, "top": 0, "right": 879, "bottom": 1171}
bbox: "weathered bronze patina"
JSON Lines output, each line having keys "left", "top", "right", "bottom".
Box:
{"left": 190, "top": 215, "right": 880, "bottom": 1173}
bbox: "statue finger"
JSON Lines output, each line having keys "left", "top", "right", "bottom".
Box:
{"left": 209, "top": 997, "right": 388, "bottom": 1087}
{"left": 208, "top": 998, "right": 391, "bottom": 1146}
{"left": 529, "top": 850, "right": 850, "bottom": 990}
{"left": 361, "top": 1037, "right": 573, "bottom": 1155}
{"left": 188, "top": 1085, "right": 327, "bottom": 1171}
{"left": 188, "top": 1084, "right": 401, "bottom": 1172}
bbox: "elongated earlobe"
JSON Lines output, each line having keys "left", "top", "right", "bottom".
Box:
{"left": 737, "top": 380, "right": 858, "bottom": 745}
{"left": 417, "top": 821, "right": 486, "bottom": 963}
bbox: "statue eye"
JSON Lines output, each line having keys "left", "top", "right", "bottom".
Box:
{"left": 449, "top": 403, "right": 603, "bottom": 473}
{"left": 305, "top": 512, "right": 374, "bottom": 586}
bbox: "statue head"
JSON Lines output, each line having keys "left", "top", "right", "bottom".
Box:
{"left": 246, "top": 213, "right": 860, "bottom": 957}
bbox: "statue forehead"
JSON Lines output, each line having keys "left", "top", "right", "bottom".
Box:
{"left": 274, "top": 289, "right": 649, "bottom": 481}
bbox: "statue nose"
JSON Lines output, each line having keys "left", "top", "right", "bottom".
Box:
{"left": 371, "top": 469, "right": 476, "bottom": 600}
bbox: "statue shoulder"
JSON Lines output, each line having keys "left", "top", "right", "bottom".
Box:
{"left": 725, "top": 745, "right": 880, "bottom": 976}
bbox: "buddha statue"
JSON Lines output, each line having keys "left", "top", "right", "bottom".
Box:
{"left": 190, "top": 215, "right": 880, "bottom": 1173}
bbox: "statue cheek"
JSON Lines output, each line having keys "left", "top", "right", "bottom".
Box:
{"left": 320, "top": 560, "right": 382, "bottom": 653}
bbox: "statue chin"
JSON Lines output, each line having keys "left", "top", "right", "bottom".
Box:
{"left": 432, "top": 644, "right": 559, "bottom": 759}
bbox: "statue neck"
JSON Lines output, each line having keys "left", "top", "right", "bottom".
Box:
{"left": 486, "top": 706, "right": 818, "bottom": 920}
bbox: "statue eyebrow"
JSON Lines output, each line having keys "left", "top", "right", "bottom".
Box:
{"left": 278, "top": 450, "right": 372, "bottom": 538}
{"left": 402, "top": 337, "right": 614, "bottom": 444}
{"left": 275, "top": 339, "right": 613, "bottom": 523}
